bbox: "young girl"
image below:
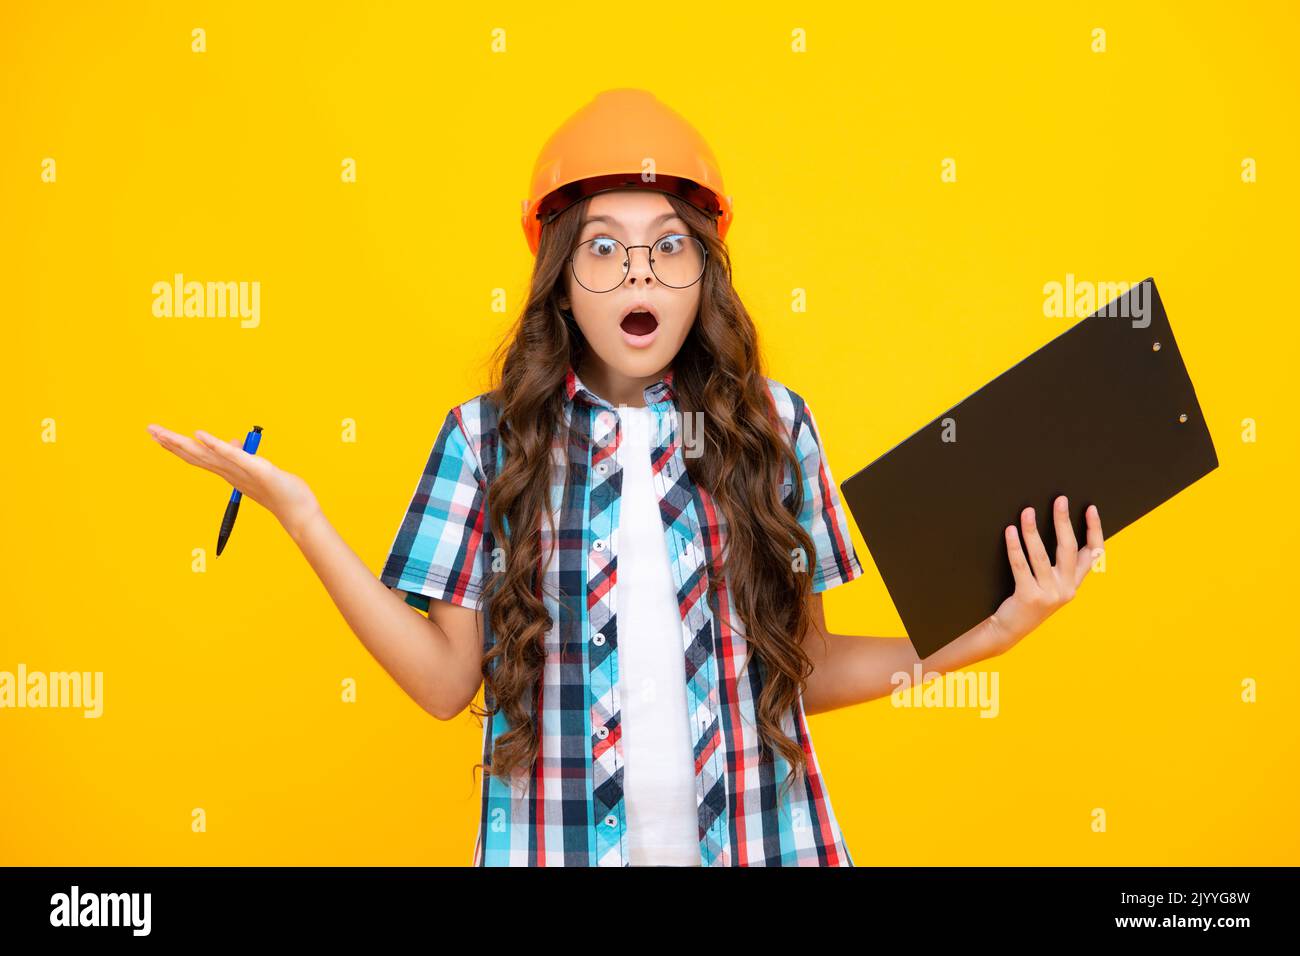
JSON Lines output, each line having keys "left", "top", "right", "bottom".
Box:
{"left": 147, "top": 88, "right": 1105, "bottom": 867}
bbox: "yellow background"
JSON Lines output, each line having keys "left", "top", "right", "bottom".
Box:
{"left": 2, "top": 1, "right": 1296, "bottom": 865}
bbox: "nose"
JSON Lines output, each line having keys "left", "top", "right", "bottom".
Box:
{"left": 624, "top": 245, "right": 655, "bottom": 286}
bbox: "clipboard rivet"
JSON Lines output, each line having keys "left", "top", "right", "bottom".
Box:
{"left": 1178, "top": 413, "right": 1188, "bottom": 423}
{"left": 1152, "top": 341, "right": 1162, "bottom": 351}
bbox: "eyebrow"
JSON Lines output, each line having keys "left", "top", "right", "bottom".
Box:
{"left": 580, "top": 211, "right": 684, "bottom": 230}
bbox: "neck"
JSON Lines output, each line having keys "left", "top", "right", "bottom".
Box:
{"left": 577, "top": 355, "right": 671, "bottom": 408}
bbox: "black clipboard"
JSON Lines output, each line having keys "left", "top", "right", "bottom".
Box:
{"left": 839, "top": 277, "right": 1218, "bottom": 659}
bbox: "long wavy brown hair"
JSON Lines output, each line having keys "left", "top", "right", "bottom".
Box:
{"left": 468, "top": 190, "right": 825, "bottom": 806}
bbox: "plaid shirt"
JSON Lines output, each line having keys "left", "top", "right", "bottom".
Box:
{"left": 379, "top": 363, "right": 864, "bottom": 866}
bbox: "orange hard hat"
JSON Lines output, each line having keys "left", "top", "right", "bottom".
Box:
{"left": 521, "top": 88, "right": 733, "bottom": 256}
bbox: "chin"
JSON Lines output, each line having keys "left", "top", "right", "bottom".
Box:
{"left": 619, "top": 343, "right": 672, "bottom": 367}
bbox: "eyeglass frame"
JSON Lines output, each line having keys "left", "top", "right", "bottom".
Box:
{"left": 567, "top": 232, "right": 709, "bottom": 293}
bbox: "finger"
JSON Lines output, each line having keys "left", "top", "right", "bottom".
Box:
{"left": 152, "top": 428, "right": 235, "bottom": 479}
{"left": 1053, "top": 494, "right": 1078, "bottom": 581}
{"left": 1020, "top": 506, "right": 1054, "bottom": 587}
{"left": 1074, "top": 504, "right": 1105, "bottom": 588}
{"left": 1085, "top": 503, "right": 1104, "bottom": 552}
{"left": 147, "top": 423, "right": 185, "bottom": 444}
{"left": 195, "top": 430, "right": 258, "bottom": 470}
{"left": 196, "top": 430, "right": 275, "bottom": 485}
{"left": 151, "top": 426, "right": 212, "bottom": 464}
{"left": 156, "top": 429, "right": 244, "bottom": 486}
{"left": 1004, "top": 523, "right": 1035, "bottom": 591}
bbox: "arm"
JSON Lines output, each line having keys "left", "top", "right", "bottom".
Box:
{"left": 800, "top": 593, "right": 1000, "bottom": 716}
{"left": 287, "top": 508, "right": 485, "bottom": 721}
{"left": 146, "top": 423, "right": 484, "bottom": 721}
{"left": 800, "top": 496, "right": 1106, "bottom": 716}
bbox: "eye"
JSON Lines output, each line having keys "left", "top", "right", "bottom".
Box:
{"left": 584, "top": 237, "right": 620, "bottom": 257}
{"left": 655, "top": 233, "right": 689, "bottom": 255}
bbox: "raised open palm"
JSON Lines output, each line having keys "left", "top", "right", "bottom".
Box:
{"left": 146, "top": 424, "right": 320, "bottom": 538}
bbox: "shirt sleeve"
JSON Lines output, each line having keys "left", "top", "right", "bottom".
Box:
{"left": 790, "top": 401, "right": 864, "bottom": 593}
{"left": 379, "top": 406, "right": 490, "bottom": 613}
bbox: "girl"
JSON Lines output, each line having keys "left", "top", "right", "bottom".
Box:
{"left": 147, "top": 88, "right": 1105, "bottom": 867}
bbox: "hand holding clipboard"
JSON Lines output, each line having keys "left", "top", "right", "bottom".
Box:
{"left": 840, "top": 277, "right": 1217, "bottom": 659}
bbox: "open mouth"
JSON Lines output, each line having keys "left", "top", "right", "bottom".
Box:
{"left": 620, "top": 311, "right": 659, "bottom": 336}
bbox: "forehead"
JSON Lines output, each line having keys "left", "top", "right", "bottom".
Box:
{"left": 581, "top": 189, "right": 684, "bottom": 229}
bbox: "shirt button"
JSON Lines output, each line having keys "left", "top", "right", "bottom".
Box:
{"left": 596, "top": 725, "right": 609, "bottom": 739}
{"left": 593, "top": 538, "right": 606, "bottom": 552}
{"left": 595, "top": 461, "right": 609, "bottom": 475}
{"left": 604, "top": 814, "right": 618, "bottom": 828}
{"left": 592, "top": 632, "right": 606, "bottom": 646}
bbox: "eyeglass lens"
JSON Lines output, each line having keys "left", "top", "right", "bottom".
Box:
{"left": 571, "top": 234, "right": 706, "bottom": 292}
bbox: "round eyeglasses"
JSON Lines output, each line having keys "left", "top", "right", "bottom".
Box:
{"left": 569, "top": 233, "right": 708, "bottom": 293}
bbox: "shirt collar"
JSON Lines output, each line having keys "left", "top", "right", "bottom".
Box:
{"left": 564, "top": 361, "right": 676, "bottom": 410}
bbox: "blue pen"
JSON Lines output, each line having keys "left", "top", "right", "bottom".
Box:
{"left": 216, "top": 426, "right": 263, "bottom": 556}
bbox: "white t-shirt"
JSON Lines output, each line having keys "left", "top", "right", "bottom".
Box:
{"left": 614, "top": 404, "right": 702, "bottom": 866}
